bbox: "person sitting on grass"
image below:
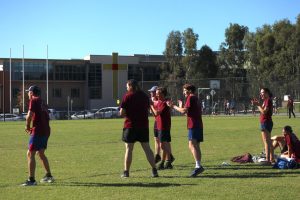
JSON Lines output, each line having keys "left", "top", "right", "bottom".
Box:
{"left": 279, "top": 126, "right": 300, "bottom": 162}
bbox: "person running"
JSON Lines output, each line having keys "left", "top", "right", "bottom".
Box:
{"left": 150, "top": 87, "right": 173, "bottom": 170}
{"left": 119, "top": 79, "right": 158, "bottom": 178}
{"left": 168, "top": 84, "right": 205, "bottom": 177}
{"left": 21, "top": 85, "right": 54, "bottom": 186}
{"left": 252, "top": 87, "right": 274, "bottom": 164}
{"left": 287, "top": 95, "right": 296, "bottom": 118}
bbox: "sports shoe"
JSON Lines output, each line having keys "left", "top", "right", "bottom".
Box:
{"left": 121, "top": 171, "right": 129, "bottom": 178}
{"left": 155, "top": 154, "right": 161, "bottom": 164}
{"left": 151, "top": 168, "right": 159, "bottom": 177}
{"left": 170, "top": 154, "right": 175, "bottom": 164}
{"left": 21, "top": 179, "right": 37, "bottom": 186}
{"left": 40, "top": 176, "right": 55, "bottom": 183}
{"left": 157, "top": 161, "right": 165, "bottom": 170}
{"left": 165, "top": 161, "right": 173, "bottom": 169}
{"left": 190, "top": 166, "right": 205, "bottom": 177}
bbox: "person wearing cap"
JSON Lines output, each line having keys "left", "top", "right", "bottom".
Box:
{"left": 119, "top": 79, "right": 158, "bottom": 178}
{"left": 21, "top": 86, "right": 54, "bottom": 186}
{"left": 148, "top": 85, "right": 161, "bottom": 163}
{"left": 150, "top": 87, "right": 173, "bottom": 170}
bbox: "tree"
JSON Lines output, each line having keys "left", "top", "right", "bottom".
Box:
{"left": 182, "top": 28, "right": 198, "bottom": 80}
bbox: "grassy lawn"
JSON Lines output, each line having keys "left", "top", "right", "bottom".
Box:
{"left": 0, "top": 115, "right": 299, "bottom": 200}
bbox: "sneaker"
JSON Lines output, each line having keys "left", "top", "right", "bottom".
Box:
{"left": 21, "top": 179, "right": 37, "bottom": 186}
{"left": 151, "top": 168, "right": 159, "bottom": 178}
{"left": 40, "top": 176, "right": 55, "bottom": 183}
{"left": 190, "top": 166, "right": 205, "bottom": 177}
{"left": 165, "top": 161, "right": 173, "bottom": 169}
{"left": 155, "top": 154, "right": 161, "bottom": 164}
{"left": 170, "top": 154, "right": 175, "bottom": 164}
{"left": 157, "top": 161, "right": 165, "bottom": 170}
{"left": 121, "top": 171, "right": 129, "bottom": 178}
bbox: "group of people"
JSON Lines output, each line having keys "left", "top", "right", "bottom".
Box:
{"left": 252, "top": 88, "right": 300, "bottom": 164}
{"left": 21, "top": 82, "right": 299, "bottom": 186}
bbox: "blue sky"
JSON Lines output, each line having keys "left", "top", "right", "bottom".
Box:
{"left": 0, "top": 0, "right": 299, "bottom": 59}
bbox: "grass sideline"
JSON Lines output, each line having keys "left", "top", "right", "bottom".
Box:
{"left": 0, "top": 116, "right": 299, "bottom": 200}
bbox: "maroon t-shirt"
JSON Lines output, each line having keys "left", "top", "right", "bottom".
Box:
{"left": 29, "top": 96, "right": 50, "bottom": 136}
{"left": 184, "top": 95, "right": 203, "bottom": 129}
{"left": 120, "top": 90, "right": 149, "bottom": 129}
{"left": 285, "top": 132, "right": 300, "bottom": 159}
{"left": 259, "top": 98, "right": 273, "bottom": 123}
{"left": 155, "top": 100, "right": 171, "bottom": 131}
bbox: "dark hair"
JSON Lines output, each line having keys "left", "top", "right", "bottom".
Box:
{"left": 156, "top": 87, "right": 167, "bottom": 97}
{"left": 284, "top": 125, "right": 293, "bottom": 133}
{"left": 261, "top": 87, "right": 272, "bottom": 98}
{"left": 183, "top": 84, "right": 196, "bottom": 93}
{"left": 127, "top": 79, "right": 140, "bottom": 92}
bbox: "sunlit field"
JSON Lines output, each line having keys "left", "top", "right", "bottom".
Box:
{"left": 0, "top": 115, "right": 299, "bottom": 200}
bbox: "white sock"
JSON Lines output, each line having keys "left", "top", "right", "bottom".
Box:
{"left": 195, "top": 161, "right": 201, "bottom": 168}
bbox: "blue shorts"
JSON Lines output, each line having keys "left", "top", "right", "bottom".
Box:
{"left": 188, "top": 128, "right": 203, "bottom": 142}
{"left": 260, "top": 121, "right": 273, "bottom": 133}
{"left": 28, "top": 135, "right": 49, "bottom": 151}
{"left": 158, "top": 130, "right": 171, "bottom": 142}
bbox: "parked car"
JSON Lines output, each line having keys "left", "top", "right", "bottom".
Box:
{"left": 0, "top": 113, "right": 23, "bottom": 121}
{"left": 70, "top": 111, "right": 94, "bottom": 120}
{"left": 95, "top": 107, "right": 120, "bottom": 118}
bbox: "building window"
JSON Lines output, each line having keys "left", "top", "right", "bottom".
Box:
{"left": 52, "top": 88, "right": 61, "bottom": 98}
{"left": 88, "top": 64, "right": 102, "bottom": 99}
{"left": 71, "top": 88, "right": 80, "bottom": 98}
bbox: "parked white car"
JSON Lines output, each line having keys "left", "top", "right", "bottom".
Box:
{"left": 95, "top": 107, "right": 120, "bottom": 118}
{"left": 0, "top": 113, "right": 23, "bottom": 121}
{"left": 70, "top": 111, "right": 94, "bottom": 119}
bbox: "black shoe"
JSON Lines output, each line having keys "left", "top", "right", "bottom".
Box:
{"left": 165, "top": 161, "right": 173, "bottom": 169}
{"left": 121, "top": 171, "right": 129, "bottom": 178}
{"left": 170, "top": 154, "right": 175, "bottom": 164}
{"left": 190, "top": 166, "right": 205, "bottom": 177}
{"left": 157, "top": 161, "right": 165, "bottom": 170}
{"left": 21, "top": 179, "right": 37, "bottom": 186}
{"left": 152, "top": 168, "right": 159, "bottom": 178}
{"left": 155, "top": 154, "right": 161, "bottom": 164}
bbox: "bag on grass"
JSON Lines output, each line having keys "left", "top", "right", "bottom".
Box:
{"left": 273, "top": 158, "right": 298, "bottom": 169}
{"left": 231, "top": 153, "right": 253, "bottom": 163}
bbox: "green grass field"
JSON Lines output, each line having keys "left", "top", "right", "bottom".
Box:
{"left": 0, "top": 116, "right": 299, "bottom": 200}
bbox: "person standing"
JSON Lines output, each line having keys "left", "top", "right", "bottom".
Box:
{"left": 252, "top": 88, "right": 274, "bottom": 164}
{"left": 120, "top": 79, "right": 158, "bottom": 178}
{"left": 150, "top": 87, "right": 173, "bottom": 170}
{"left": 21, "top": 85, "right": 54, "bottom": 186}
{"left": 168, "top": 84, "right": 205, "bottom": 177}
{"left": 287, "top": 95, "right": 296, "bottom": 118}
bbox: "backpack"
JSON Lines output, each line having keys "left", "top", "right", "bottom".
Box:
{"left": 273, "top": 158, "right": 298, "bottom": 169}
{"left": 231, "top": 153, "right": 253, "bottom": 163}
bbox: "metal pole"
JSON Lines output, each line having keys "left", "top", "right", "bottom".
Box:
{"left": 2, "top": 64, "right": 5, "bottom": 121}
{"left": 9, "top": 48, "right": 12, "bottom": 113}
{"left": 22, "top": 45, "right": 25, "bottom": 112}
{"left": 46, "top": 45, "right": 49, "bottom": 105}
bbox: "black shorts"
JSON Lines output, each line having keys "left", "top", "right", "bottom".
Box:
{"left": 122, "top": 128, "right": 149, "bottom": 143}
{"left": 158, "top": 130, "right": 171, "bottom": 142}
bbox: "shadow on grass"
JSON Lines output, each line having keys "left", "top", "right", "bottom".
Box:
{"left": 62, "top": 182, "right": 195, "bottom": 188}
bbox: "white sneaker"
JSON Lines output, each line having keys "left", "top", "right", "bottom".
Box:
{"left": 40, "top": 176, "right": 55, "bottom": 183}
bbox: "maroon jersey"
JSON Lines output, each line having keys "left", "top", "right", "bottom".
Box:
{"left": 287, "top": 99, "right": 294, "bottom": 108}
{"left": 259, "top": 98, "right": 273, "bottom": 123}
{"left": 155, "top": 100, "right": 171, "bottom": 131}
{"left": 29, "top": 96, "right": 50, "bottom": 136}
{"left": 184, "top": 95, "right": 203, "bottom": 129}
{"left": 285, "top": 132, "right": 300, "bottom": 159}
{"left": 120, "top": 90, "right": 149, "bottom": 128}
